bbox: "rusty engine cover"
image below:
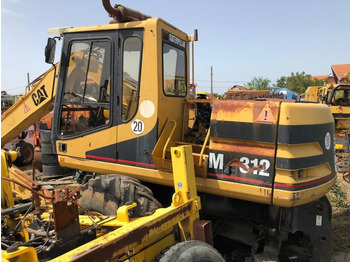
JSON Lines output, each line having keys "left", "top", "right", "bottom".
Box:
{"left": 208, "top": 100, "right": 280, "bottom": 202}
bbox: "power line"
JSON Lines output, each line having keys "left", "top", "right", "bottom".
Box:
{"left": 4, "top": 86, "right": 26, "bottom": 91}
{"left": 197, "top": 86, "right": 236, "bottom": 89}
{"left": 3, "top": 85, "right": 27, "bottom": 93}
{"left": 196, "top": 78, "right": 279, "bottom": 83}
{"left": 197, "top": 79, "right": 248, "bottom": 83}
{"left": 196, "top": 67, "right": 212, "bottom": 78}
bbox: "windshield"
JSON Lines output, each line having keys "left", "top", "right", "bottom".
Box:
{"left": 60, "top": 40, "right": 111, "bottom": 136}
{"left": 330, "top": 87, "right": 350, "bottom": 106}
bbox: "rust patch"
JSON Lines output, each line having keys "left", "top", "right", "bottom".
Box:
{"left": 54, "top": 187, "right": 82, "bottom": 203}
{"left": 210, "top": 140, "right": 276, "bottom": 157}
{"left": 53, "top": 201, "right": 80, "bottom": 241}
{"left": 212, "top": 100, "right": 280, "bottom": 125}
{"left": 193, "top": 219, "right": 213, "bottom": 246}
{"left": 11, "top": 168, "right": 52, "bottom": 198}
{"left": 212, "top": 100, "right": 255, "bottom": 121}
{"left": 259, "top": 188, "right": 272, "bottom": 198}
{"left": 72, "top": 201, "right": 194, "bottom": 262}
{"left": 289, "top": 192, "right": 302, "bottom": 201}
{"left": 227, "top": 158, "right": 268, "bottom": 175}
{"left": 186, "top": 192, "right": 191, "bottom": 202}
{"left": 227, "top": 159, "right": 247, "bottom": 170}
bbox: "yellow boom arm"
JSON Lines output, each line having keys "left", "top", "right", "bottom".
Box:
{"left": 1, "top": 64, "right": 58, "bottom": 146}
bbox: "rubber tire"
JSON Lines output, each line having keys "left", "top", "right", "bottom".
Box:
{"left": 41, "top": 153, "right": 58, "bottom": 165}
{"left": 80, "top": 175, "right": 162, "bottom": 217}
{"left": 153, "top": 241, "right": 225, "bottom": 262}
{"left": 40, "top": 130, "right": 52, "bottom": 142}
{"left": 14, "top": 142, "right": 34, "bottom": 166}
{"left": 41, "top": 143, "right": 54, "bottom": 154}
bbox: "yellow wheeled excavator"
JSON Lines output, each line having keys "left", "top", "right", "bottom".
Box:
{"left": 305, "top": 84, "right": 350, "bottom": 175}
{"left": 2, "top": 1, "right": 336, "bottom": 261}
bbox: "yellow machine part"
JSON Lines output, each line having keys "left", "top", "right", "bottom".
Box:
{"left": 274, "top": 103, "right": 336, "bottom": 206}
{"left": 1, "top": 149, "right": 17, "bottom": 208}
{"left": 208, "top": 100, "right": 336, "bottom": 207}
{"left": 7, "top": 166, "right": 33, "bottom": 201}
{"left": 57, "top": 101, "right": 336, "bottom": 208}
{"left": 304, "top": 86, "right": 319, "bottom": 102}
{"left": 1, "top": 149, "right": 36, "bottom": 206}
{"left": 1, "top": 146, "right": 202, "bottom": 262}
{"left": 56, "top": 146, "right": 199, "bottom": 261}
{"left": 1, "top": 65, "right": 57, "bottom": 147}
{"left": 1, "top": 247, "right": 38, "bottom": 262}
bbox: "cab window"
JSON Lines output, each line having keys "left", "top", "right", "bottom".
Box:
{"left": 163, "top": 43, "right": 186, "bottom": 97}
{"left": 122, "top": 37, "right": 142, "bottom": 122}
{"left": 326, "top": 90, "right": 332, "bottom": 104}
{"left": 60, "top": 40, "right": 111, "bottom": 135}
{"left": 332, "top": 89, "right": 350, "bottom": 106}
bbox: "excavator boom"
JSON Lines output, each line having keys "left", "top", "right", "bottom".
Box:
{"left": 1, "top": 64, "right": 58, "bottom": 146}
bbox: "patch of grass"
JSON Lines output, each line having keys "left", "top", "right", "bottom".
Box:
{"left": 329, "top": 181, "right": 350, "bottom": 212}
{"left": 328, "top": 174, "right": 350, "bottom": 253}
{"left": 332, "top": 211, "right": 350, "bottom": 252}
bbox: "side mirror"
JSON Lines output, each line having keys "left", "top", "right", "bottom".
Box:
{"left": 45, "top": 38, "right": 56, "bottom": 64}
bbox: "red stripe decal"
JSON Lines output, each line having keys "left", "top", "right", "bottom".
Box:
{"left": 85, "top": 154, "right": 155, "bottom": 168}
{"left": 274, "top": 172, "right": 336, "bottom": 189}
{"left": 208, "top": 173, "right": 272, "bottom": 186}
{"left": 86, "top": 154, "right": 117, "bottom": 162}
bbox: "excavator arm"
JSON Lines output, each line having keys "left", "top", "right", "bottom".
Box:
{"left": 1, "top": 64, "right": 58, "bottom": 147}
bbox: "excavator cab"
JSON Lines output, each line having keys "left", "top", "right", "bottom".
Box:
{"left": 49, "top": 11, "right": 189, "bottom": 174}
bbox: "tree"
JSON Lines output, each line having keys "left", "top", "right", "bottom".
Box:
{"left": 211, "top": 93, "right": 221, "bottom": 99}
{"left": 275, "top": 72, "right": 324, "bottom": 94}
{"left": 244, "top": 76, "right": 271, "bottom": 90}
{"left": 275, "top": 76, "right": 287, "bottom": 88}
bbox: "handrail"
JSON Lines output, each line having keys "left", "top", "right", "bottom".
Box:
{"left": 199, "top": 128, "right": 210, "bottom": 166}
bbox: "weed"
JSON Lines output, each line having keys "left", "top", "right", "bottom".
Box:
{"left": 329, "top": 180, "right": 350, "bottom": 212}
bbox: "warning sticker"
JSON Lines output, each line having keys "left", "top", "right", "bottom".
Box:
{"left": 256, "top": 104, "right": 276, "bottom": 123}
{"left": 24, "top": 103, "right": 31, "bottom": 114}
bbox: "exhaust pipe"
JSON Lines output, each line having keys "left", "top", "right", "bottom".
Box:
{"left": 102, "top": 0, "right": 151, "bottom": 23}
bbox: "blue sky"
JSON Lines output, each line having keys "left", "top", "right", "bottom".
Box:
{"left": 1, "top": 0, "right": 350, "bottom": 95}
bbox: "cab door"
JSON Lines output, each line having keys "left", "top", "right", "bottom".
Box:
{"left": 112, "top": 29, "right": 158, "bottom": 168}
{"left": 52, "top": 31, "right": 117, "bottom": 162}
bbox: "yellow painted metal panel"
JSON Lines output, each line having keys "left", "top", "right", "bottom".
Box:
{"left": 1, "top": 65, "right": 57, "bottom": 146}
{"left": 276, "top": 143, "right": 323, "bottom": 159}
{"left": 1, "top": 247, "right": 38, "bottom": 262}
{"left": 279, "top": 103, "right": 334, "bottom": 125}
{"left": 58, "top": 155, "right": 272, "bottom": 205}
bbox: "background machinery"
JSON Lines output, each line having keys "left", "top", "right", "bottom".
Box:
{"left": 305, "top": 84, "right": 350, "bottom": 175}
{"left": 1, "top": 1, "right": 337, "bottom": 261}
{"left": 1, "top": 92, "right": 36, "bottom": 166}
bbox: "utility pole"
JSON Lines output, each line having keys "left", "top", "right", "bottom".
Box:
{"left": 211, "top": 65, "right": 213, "bottom": 95}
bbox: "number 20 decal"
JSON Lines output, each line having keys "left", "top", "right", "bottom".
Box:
{"left": 131, "top": 119, "right": 145, "bottom": 135}
{"left": 239, "top": 157, "right": 270, "bottom": 177}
